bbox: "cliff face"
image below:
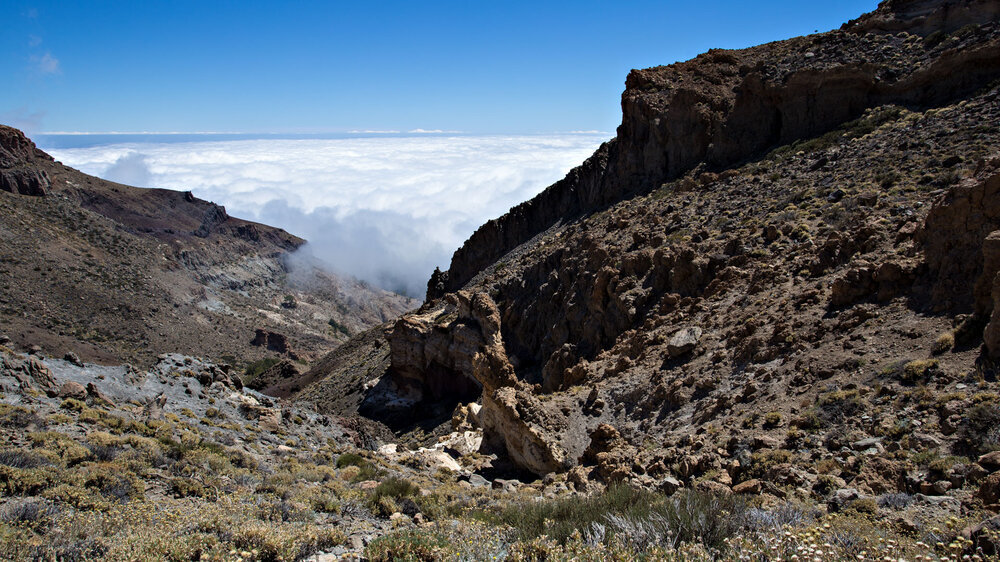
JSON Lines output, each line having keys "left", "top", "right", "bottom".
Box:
{"left": 439, "top": 0, "right": 1000, "bottom": 297}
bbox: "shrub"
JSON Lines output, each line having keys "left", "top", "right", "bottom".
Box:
{"left": 257, "top": 499, "right": 314, "bottom": 523}
{"left": 41, "top": 483, "right": 107, "bottom": 510}
{"left": 27, "top": 431, "right": 90, "bottom": 466}
{"left": 845, "top": 498, "right": 878, "bottom": 514}
{"left": 365, "top": 529, "right": 452, "bottom": 562}
{"left": 0, "top": 499, "right": 58, "bottom": 528}
{"left": 335, "top": 452, "right": 366, "bottom": 468}
{"left": 85, "top": 442, "right": 122, "bottom": 462}
{"left": 813, "top": 474, "right": 841, "bottom": 496}
{"left": 815, "top": 389, "right": 866, "bottom": 424}
{"left": 959, "top": 402, "right": 1000, "bottom": 454}
{"left": 328, "top": 318, "right": 352, "bottom": 337}
{"left": 476, "top": 484, "right": 747, "bottom": 552}
{"left": 0, "top": 404, "right": 46, "bottom": 429}
{"left": 169, "top": 477, "right": 207, "bottom": 498}
{"left": 763, "top": 411, "right": 783, "bottom": 428}
{"left": 243, "top": 357, "right": 282, "bottom": 386}
{"left": 791, "top": 409, "right": 823, "bottom": 430}
{"left": 594, "top": 489, "right": 749, "bottom": 551}
{"left": 59, "top": 398, "right": 87, "bottom": 412}
{"left": 336, "top": 452, "right": 378, "bottom": 482}
{"left": 0, "top": 449, "right": 51, "bottom": 469}
{"left": 932, "top": 332, "right": 954, "bottom": 355}
{"left": 368, "top": 477, "right": 419, "bottom": 517}
{"left": 81, "top": 463, "right": 142, "bottom": 503}
{"left": 901, "top": 359, "right": 939, "bottom": 384}
{"left": 0, "top": 465, "right": 59, "bottom": 495}
{"left": 305, "top": 490, "right": 340, "bottom": 514}
{"left": 746, "top": 449, "right": 794, "bottom": 479}
{"left": 876, "top": 493, "right": 912, "bottom": 509}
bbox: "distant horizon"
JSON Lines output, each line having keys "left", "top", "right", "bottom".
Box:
{"left": 32, "top": 129, "right": 614, "bottom": 151}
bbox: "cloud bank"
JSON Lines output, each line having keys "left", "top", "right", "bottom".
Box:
{"left": 46, "top": 133, "right": 607, "bottom": 297}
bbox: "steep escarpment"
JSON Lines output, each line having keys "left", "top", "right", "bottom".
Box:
{"left": 0, "top": 125, "right": 416, "bottom": 367}
{"left": 439, "top": 0, "right": 1000, "bottom": 296}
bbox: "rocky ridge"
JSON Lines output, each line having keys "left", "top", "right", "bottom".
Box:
{"left": 437, "top": 0, "right": 1000, "bottom": 297}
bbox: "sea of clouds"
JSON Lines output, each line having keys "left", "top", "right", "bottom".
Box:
{"left": 45, "top": 133, "right": 607, "bottom": 297}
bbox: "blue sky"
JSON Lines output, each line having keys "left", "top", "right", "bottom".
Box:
{"left": 2, "top": 1, "right": 879, "bottom": 135}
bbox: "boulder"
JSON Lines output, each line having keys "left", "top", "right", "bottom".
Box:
{"left": 733, "top": 479, "right": 763, "bottom": 494}
{"left": 63, "top": 352, "right": 83, "bottom": 367}
{"left": 434, "top": 431, "right": 482, "bottom": 457}
{"left": 58, "top": 381, "right": 87, "bottom": 400}
{"left": 979, "top": 451, "right": 1000, "bottom": 472}
{"left": 667, "top": 327, "right": 703, "bottom": 358}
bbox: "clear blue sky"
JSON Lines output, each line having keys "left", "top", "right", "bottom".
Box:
{"left": 2, "top": 1, "right": 879, "bottom": 135}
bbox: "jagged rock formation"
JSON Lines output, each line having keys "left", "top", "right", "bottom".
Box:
{"left": 307, "top": 0, "right": 1000, "bottom": 502}
{"left": 0, "top": 126, "right": 50, "bottom": 196}
{"left": 0, "top": 125, "right": 416, "bottom": 366}
{"left": 436, "top": 0, "right": 1000, "bottom": 298}
{"left": 386, "top": 291, "right": 584, "bottom": 474}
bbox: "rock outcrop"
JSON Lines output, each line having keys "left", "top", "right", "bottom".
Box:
{"left": 918, "top": 156, "right": 1000, "bottom": 357}
{"left": 920, "top": 156, "right": 1000, "bottom": 315}
{"left": 386, "top": 291, "right": 586, "bottom": 474}
{"left": 0, "top": 126, "right": 50, "bottom": 196}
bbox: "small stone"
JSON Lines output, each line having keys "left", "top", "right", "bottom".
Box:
{"left": 851, "top": 437, "right": 882, "bottom": 450}
{"left": 659, "top": 476, "right": 682, "bottom": 494}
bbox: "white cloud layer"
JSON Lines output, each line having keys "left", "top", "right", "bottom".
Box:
{"left": 47, "top": 134, "right": 606, "bottom": 297}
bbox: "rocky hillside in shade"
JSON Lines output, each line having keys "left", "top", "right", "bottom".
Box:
{"left": 296, "top": 0, "right": 1000, "bottom": 522}
{"left": 0, "top": 125, "right": 416, "bottom": 368}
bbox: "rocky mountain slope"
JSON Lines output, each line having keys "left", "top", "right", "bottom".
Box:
{"left": 0, "top": 126, "right": 415, "bottom": 368}
{"left": 9, "top": 1, "right": 1000, "bottom": 559}
{"left": 299, "top": 0, "right": 1000, "bottom": 521}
